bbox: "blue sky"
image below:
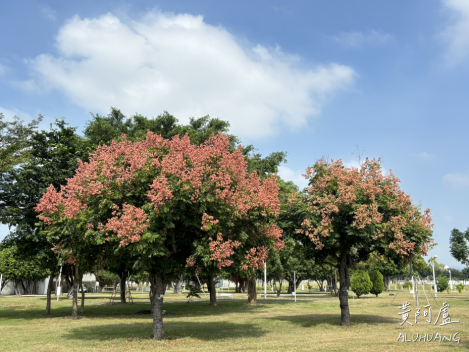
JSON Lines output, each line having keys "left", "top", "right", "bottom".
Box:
{"left": 1, "top": 0, "right": 469, "bottom": 269}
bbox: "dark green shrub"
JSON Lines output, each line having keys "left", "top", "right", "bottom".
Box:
{"left": 350, "top": 270, "right": 372, "bottom": 298}
{"left": 369, "top": 270, "right": 385, "bottom": 297}
{"left": 436, "top": 276, "right": 449, "bottom": 292}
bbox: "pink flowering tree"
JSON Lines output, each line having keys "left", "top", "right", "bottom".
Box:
{"left": 296, "top": 159, "right": 433, "bottom": 326}
{"left": 36, "top": 132, "right": 282, "bottom": 339}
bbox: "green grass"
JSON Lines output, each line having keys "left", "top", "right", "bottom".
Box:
{"left": 0, "top": 290, "right": 467, "bottom": 351}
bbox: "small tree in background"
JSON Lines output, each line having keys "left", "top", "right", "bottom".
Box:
{"left": 369, "top": 270, "right": 384, "bottom": 297}
{"left": 437, "top": 276, "right": 449, "bottom": 292}
{"left": 456, "top": 283, "right": 464, "bottom": 293}
{"left": 350, "top": 270, "right": 372, "bottom": 298}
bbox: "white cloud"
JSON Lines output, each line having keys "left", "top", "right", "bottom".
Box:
{"left": 40, "top": 5, "right": 56, "bottom": 20}
{"left": 443, "top": 170, "right": 469, "bottom": 188}
{"left": 331, "top": 30, "right": 394, "bottom": 48}
{"left": 0, "top": 63, "right": 6, "bottom": 76}
{"left": 439, "top": 0, "right": 469, "bottom": 66}
{"left": 23, "top": 11, "right": 356, "bottom": 139}
{"left": 277, "top": 166, "right": 309, "bottom": 190}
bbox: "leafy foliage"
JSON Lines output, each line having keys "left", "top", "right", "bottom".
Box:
{"left": 186, "top": 284, "right": 203, "bottom": 302}
{"left": 369, "top": 270, "right": 384, "bottom": 297}
{"left": 0, "top": 246, "right": 49, "bottom": 292}
{"left": 436, "top": 276, "right": 449, "bottom": 292}
{"left": 350, "top": 270, "right": 372, "bottom": 298}
{"left": 449, "top": 228, "right": 469, "bottom": 265}
{"left": 0, "top": 119, "right": 92, "bottom": 270}
{"left": 0, "top": 113, "right": 43, "bottom": 173}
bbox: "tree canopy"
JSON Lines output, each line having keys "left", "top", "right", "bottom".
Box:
{"left": 450, "top": 228, "right": 469, "bottom": 266}
{"left": 0, "top": 113, "right": 43, "bottom": 174}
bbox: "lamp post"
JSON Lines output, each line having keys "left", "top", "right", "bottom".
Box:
{"left": 445, "top": 266, "right": 452, "bottom": 291}
{"left": 264, "top": 261, "right": 267, "bottom": 300}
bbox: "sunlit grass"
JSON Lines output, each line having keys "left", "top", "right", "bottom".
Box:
{"left": 0, "top": 290, "right": 467, "bottom": 351}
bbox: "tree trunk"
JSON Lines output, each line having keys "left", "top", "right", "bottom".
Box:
{"left": 14, "top": 282, "right": 20, "bottom": 296}
{"left": 112, "top": 281, "right": 118, "bottom": 295}
{"left": 330, "top": 276, "right": 338, "bottom": 297}
{"left": 338, "top": 254, "right": 351, "bottom": 326}
{"left": 276, "top": 280, "right": 283, "bottom": 297}
{"left": 316, "top": 280, "right": 324, "bottom": 292}
{"left": 21, "top": 280, "right": 27, "bottom": 294}
{"left": 72, "top": 265, "right": 79, "bottom": 318}
{"left": 208, "top": 274, "right": 217, "bottom": 306}
{"left": 172, "top": 274, "right": 183, "bottom": 294}
{"left": 383, "top": 275, "right": 390, "bottom": 291}
{"left": 247, "top": 272, "right": 257, "bottom": 304}
{"left": 287, "top": 280, "right": 293, "bottom": 294}
{"left": 79, "top": 268, "right": 85, "bottom": 315}
{"left": 150, "top": 271, "right": 167, "bottom": 340}
{"left": 45, "top": 269, "right": 55, "bottom": 316}
{"left": 120, "top": 272, "right": 127, "bottom": 304}
{"left": 97, "top": 285, "right": 104, "bottom": 293}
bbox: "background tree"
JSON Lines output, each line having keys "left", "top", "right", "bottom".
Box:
{"left": 369, "top": 270, "right": 384, "bottom": 297}
{"left": 350, "top": 270, "right": 372, "bottom": 298}
{"left": 0, "top": 246, "right": 49, "bottom": 295}
{"left": 93, "top": 267, "right": 119, "bottom": 293}
{"left": 436, "top": 276, "right": 449, "bottom": 292}
{"left": 450, "top": 228, "right": 469, "bottom": 265}
{"left": 0, "top": 113, "right": 43, "bottom": 173}
{"left": 356, "top": 252, "right": 408, "bottom": 291}
{"left": 296, "top": 158, "right": 433, "bottom": 326}
{"left": 0, "top": 118, "right": 92, "bottom": 315}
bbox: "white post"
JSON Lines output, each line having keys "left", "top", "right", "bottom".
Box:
{"left": 57, "top": 265, "right": 63, "bottom": 301}
{"left": 432, "top": 259, "right": 437, "bottom": 298}
{"left": 293, "top": 271, "right": 297, "bottom": 302}
{"left": 449, "top": 270, "right": 453, "bottom": 290}
{"left": 264, "top": 261, "right": 267, "bottom": 300}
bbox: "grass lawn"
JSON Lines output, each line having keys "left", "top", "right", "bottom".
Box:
{"left": 0, "top": 290, "right": 467, "bottom": 351}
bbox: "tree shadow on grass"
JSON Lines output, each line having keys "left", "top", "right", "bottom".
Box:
{"left": 0, "top": 300, "right": 267, "bottom": 321}
{"left": 63, "top": 321, "right": 266, "bottom": 341}
{"left": 268, "top": 313, "right": 397, "bottom": 328}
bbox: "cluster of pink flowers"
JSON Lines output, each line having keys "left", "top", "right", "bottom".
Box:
{"left": 200, "top": 213, "right": 220, "bottom": 231}
{"left": 208, "top": 233, "right": 242, "bottom": 269}
{"left": 240, "top": 246, "right": 268, "bottom": 271}
{"left": 104, "top": 204, "right": 150, "bottom": 247}
{"left": 36, "top": 131, "right": 282, "bottom": 269}
{"left": 186, "top": 257, "right": 196, "bottom": 268}
{"left": 259, "top": 223, "right": 284, "bottom": 251}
